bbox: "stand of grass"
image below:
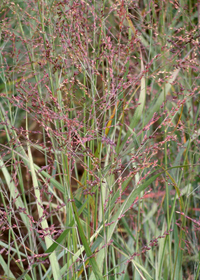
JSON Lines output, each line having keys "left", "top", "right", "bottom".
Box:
{"left": 0, "top": 1, "right": 199, "bottom": 279}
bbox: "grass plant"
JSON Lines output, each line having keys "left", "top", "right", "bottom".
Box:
{"left": 0, "top": 0, "right": 200, "bottom": 279}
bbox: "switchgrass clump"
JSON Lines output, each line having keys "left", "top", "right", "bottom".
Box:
{"left": 0, "top": 0, "right": 200, "bottom": 279}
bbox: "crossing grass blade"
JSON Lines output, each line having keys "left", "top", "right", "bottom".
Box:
{"left": 71, "top": 194, "right": 104, "bottom": 280}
